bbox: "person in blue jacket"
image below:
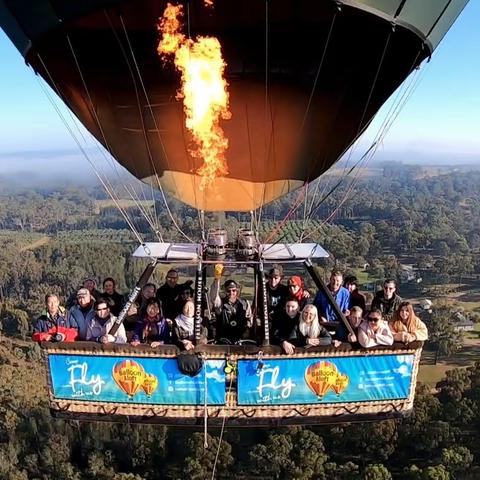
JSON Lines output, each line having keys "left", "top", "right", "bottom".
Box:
{"left": 68, "top": 288, "right": 95, "bottom": 340}
{"left": 313, "top": 269, "right": 350, "bottom": 341}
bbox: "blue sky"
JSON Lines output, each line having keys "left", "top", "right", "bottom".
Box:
{"left": 0, "top": 1, "right": 479, "bottom": 176}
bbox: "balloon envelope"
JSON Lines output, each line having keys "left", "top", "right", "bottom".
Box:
{"left": 0, "top": 0, "right": 468, "bottom": 211}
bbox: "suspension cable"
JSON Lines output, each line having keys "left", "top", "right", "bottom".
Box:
{"left": 35, "top": 74, "right": 145, "bottom": 245}
{"left": 302, "top": 47, "right": 428, "bottom": 241}
{"left": 115, "top": 13, "right": 194, "bottom": 243}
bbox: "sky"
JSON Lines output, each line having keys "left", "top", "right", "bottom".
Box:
{"left": 0, "top": 1, "right": 479, "bottom": 179}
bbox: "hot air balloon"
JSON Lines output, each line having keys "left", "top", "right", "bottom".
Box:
{"left": 0, "top": 0, "right": 468, "bottom": 212}
{"left": 142, "top": 372, "right": 159, "bottom": 397}
{"left": 112, "top": 359, "right": 146, "bottom": 398}
{"left": 305, "top": 361, "right": 338, "bottom": 398}
{"left": 3, "top": 1, "right": 465, "bottom": 426}
{"left": 331, "top": 373, "right": 349, "bottom": 396}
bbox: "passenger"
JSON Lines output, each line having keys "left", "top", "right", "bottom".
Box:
{"left": 313, "top": 269, "right": 350, "bottom": 341}
{"left": 131, "top": 298, "right": 171, "bottom": 347}
{"left": 272, "top": 298, "right": 301, "bottom": 354}
{"left": 176, "top": 284, "right": 195, "bottom": 313}
{"left": 123, "top": 301, "right": 140, "bottom": 340}
{"left": 357, "top": 308, "right": 394, "bottom": 348}
{"left": 156, "top": 269, "right": 194, "bottom": 320}
{"left": 391, "top": 301, "right": 428, "bottom": 343}
{"left": 287, "top": 276, "right": 311, "bottom": 310}
{"left": 86, "top": 298, "right": 127, "bottom": 344}
{"left": 346, "top": 305, "right": 363, "bottom": 343}
{"left": 288, "top": 304, "right": 332, "bottom": 349}
{"left": 139, "top": 283, "right": 157, "bottom": 314}
{"left": 32, "top": 294, "right": 78, "bottom": 342}
{"left": 211, "top": 278, "right": 252, "bottom": 344}
{"left": 65, "top": 277, "right": 101, "bottom": 309}
{"left": 266, "top": 266, "right": 289, "bottom": 318}
{"left": 172, "top": 300, "right": 207, "bottom": 350}
{"left": 102, "top": 277, "right": 125, "bottom": 316}
{"left": 69, "top": 288, "right": 95, "bottom": 340}
{"left": 344, "top": 275, "right": 366, "bottom": 312}
{"left": 371, "top": 279, "right": 403, "bottom": 321}
{"left": 83, "top": 278, "right": 102, "bottom": 302}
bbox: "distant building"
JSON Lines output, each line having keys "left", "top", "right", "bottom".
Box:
{"left": 452, "top": 312, "right": 474, "bottom": 332}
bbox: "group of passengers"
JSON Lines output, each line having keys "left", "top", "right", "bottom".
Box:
{"left": 32, "top": 267, "right": 427, "bottom": 352}
{"left": 267, "top": 268, "right": 427, "bottom": 353}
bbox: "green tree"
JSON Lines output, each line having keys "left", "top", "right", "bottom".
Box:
{"left": 421, "top": 465, "right": 450, "bottom": 480}
{"left": 363, "top": 463, "right": 392, "bottom": 480}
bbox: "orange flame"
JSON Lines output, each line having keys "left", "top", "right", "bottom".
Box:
{"left": 158, "top": 3, "right": 230, "bottom": 189}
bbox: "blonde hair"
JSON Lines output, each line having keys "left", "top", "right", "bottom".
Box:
{"left": 299, "top": 304, "right": 321, "bottom": 338}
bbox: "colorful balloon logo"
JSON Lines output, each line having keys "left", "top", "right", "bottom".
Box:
{"left": 142, "top": 373, "right": 159, "bottom": 397}
{"left": 305, "top": 361, "right": 349, "bottom": 398}
{"left": 112, "top": 359, "right": 157, "bottom": 399}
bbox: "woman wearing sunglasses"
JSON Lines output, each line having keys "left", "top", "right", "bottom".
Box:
{"left": 357, "top": 309, "right": 393, "bottom": 348}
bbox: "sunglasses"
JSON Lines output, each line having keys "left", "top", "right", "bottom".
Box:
{"left": 367, "top": 317, "right": 380, "bottom": 322}
{"left": 227, "top": 288, "right": 237, "bottom": 293}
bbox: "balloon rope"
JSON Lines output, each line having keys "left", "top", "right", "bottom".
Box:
{"left": 67, "top": 34, "right": 161, "bottom": 241}
{"left": 115, "top": 13, "right": 195, "bottom": 243}
{"left": 301, "top": 46, "right": 427, "bottom": 241}
{"left": 210, "top": 366, "right": 234, "bottom": 480}
{"left": 299, "top": 28, "right": 394, "bottom": 240}
{"left": 38, "top": 55, "right": 144, "bottom": 243}
{"left": 299, "top": 7, "right": 338, "bottom": 134}
{"left": 97, "top": 14, "right": 162, "bottom": 239}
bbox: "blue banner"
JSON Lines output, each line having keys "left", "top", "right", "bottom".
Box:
{"left": 237, "top": 354, "right": 414, "bottom": 405}
{"left": 48, "top": 354, "right": 226, "bottom": 405}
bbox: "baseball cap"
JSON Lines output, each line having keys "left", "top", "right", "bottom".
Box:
{"left": 224, "top": 280, "right": 238, "bottom": 290}
{"left": 77, "top": 288, "right": 89, "bottom": 297}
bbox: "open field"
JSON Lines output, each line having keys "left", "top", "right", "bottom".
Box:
{"left": 418, "top": 331, "right": 480, "bottom": 386}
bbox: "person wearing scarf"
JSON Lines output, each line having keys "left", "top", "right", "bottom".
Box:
{"left": 172, "top": 300, "right": 207, "bottom": 350}
{"left": 131, "top": 298, "right": 170, "bottom": 347}
{"left": 391, "top": 301, "right": 428, "bottom": 343}
{"left": 287, "top": 276, "right": 310, "bottom": 310}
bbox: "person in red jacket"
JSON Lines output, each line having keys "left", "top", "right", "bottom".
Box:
{"left": 32, "top": 294, "right": 78, "bottom": 342}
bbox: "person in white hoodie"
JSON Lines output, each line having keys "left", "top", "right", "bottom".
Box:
{"left": 358, "top": 308, "right": 393, "bottom": 348}
{"left": 86, "top": 298, "right": 127, "bottom": 344}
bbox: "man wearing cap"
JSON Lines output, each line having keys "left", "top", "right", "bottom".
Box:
{"left": 69, "top": 288, "right": 95, "bottom": 340}
{"left": 65, "top": 277, "right": 101, "bottom": 308}
{"left": 210, "top": 277, "right": 252, "bottom": 344}
{"left": 156, "top": 269, "right": 193, "bottom": 320}
{"left": 266, "top": 266, "right": 289, "bottom": 318}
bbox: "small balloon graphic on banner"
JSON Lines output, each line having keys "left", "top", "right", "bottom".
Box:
{"left": 112, "top": 359, "right": 146, "bottom": 398}
{"left": 305, "top": 361, "right": 349, "bottom": 398}
{"left": 142, "top": 373, "right": 159, "bottom": 397}
{"left": 332, "top": 373, "right": 349, "bottom": 396}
